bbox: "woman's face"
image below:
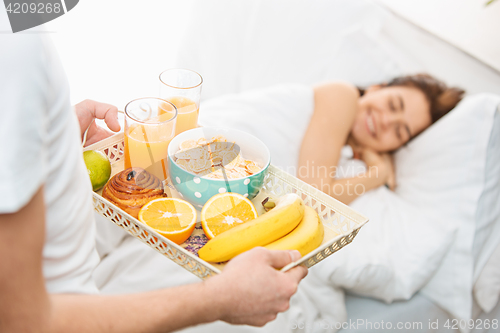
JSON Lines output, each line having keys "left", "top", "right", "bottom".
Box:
{"left": 351, "top": 85, "right": 432, "bottom": 152}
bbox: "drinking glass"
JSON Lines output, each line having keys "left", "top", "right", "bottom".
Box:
{"left": 124, "top": 97, "right": 177, "bottom": 181}
{"left": 159, "top": 68, "right": 203, "bottom": 136}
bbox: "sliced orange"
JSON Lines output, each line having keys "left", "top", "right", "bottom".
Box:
{"left": 138, "top": 198, "right": 197, "bottom": 245}
{"left": 201, "top": 193, "right": 258, "bottom": 239}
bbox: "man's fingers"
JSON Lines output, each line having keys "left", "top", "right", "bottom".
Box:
{"left": 89, "top": 100, "right": 120, "bottom": 132}
{"left": 285, "top": 265, "right": 308, "bottom": 284}
{"left": 267, "top": 250, "right": 301, "bottom": 269}
{"left": 84, "top": 128, "right": 115, "bottom": 147}
{"left": 101, "top": 105, "right": 121, "bottom": 132}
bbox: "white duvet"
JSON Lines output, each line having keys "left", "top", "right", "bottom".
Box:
{"left": 198, "top": 84, "right": 458, "bottom": 333}
{"left": 199, "top": 84, "right": 315, "bottom": 175}
{"left": 94, "top": 84, "right": 497, "bottom": 333}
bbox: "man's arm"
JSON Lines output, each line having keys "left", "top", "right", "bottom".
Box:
{"left": 0, "top": 186, "right": 307, "bottom": 333}
{"left": 0, "top": 187, "right": 51, "bottom": 332}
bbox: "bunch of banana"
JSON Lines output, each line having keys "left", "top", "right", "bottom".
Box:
{"left": 265, "top": 206, "right": 324, "bottom": 256}
{"left": 198, "top": 193, "right": 305, "bottom": 262}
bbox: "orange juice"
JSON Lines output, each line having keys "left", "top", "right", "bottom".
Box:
{"left": 166, "top": 96, "right": 199, "bottom": 135}
{"left": 124, "top": 114, "right": 174, "bottom": 181}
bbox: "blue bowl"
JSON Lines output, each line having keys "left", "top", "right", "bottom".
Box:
{"left": 168, "top": 127, "right": 271, "bottom": 209}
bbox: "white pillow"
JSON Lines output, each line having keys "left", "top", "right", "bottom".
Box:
{"left": 472, "top": 105, "right": 500, "bottom": 313}
{"left": 312, "top": 186, "right": 457, "bottom": 302}
{"left": 394, "top": 94, "right": 500, "bottom": 324}
{"left": 474, "top": 243, "right": 500, "bottom": 313}
{"left": 313, "top": 94, "right": 500, "bottom": 332}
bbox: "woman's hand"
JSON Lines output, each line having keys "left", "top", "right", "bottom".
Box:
{"left": 358, "top": 148, "right": 396, "bottom": 190}
{"left": 74, "top": 99, "right": 121, "bottom": 147}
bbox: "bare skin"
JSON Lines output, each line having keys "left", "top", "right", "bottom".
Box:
{"left": 298, "top": 82, "right": 431, "bottom": 204}
{"left": 75, "top": 99, "right": 121, "bottom": 147}
{"left": 351, "top": 84, "right": 432, "bottom": 152}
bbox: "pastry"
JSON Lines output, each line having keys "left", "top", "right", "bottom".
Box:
{"left": 102, "top": 167, "right": 167, "bottom": 218}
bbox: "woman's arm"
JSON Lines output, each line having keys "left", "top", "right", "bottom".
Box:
{"left": 298, "top": 82, "right": 360, "bottom": 181}
{"left": 298, "top": 83, "right": 392, "bottom": 205}
{"left": 321, "top": 165, "right": 388, "bottom": 205}
{"left": 298, "top": 82, "right": 361, "bottom": 200}
{"left": 0, "top": 187, "right": 306, "bottom": 333}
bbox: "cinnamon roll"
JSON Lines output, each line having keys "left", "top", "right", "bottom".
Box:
{"left": 102, "top": 167, "right": 167, "bottom": 218}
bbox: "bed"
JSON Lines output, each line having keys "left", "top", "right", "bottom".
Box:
{"left": 89, "top": 1, "right": 500, "bottom": 332}
{"left": 165, "top": 1, "right": 500, "bottom": 332}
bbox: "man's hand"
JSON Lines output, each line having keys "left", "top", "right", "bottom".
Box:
{"left": 74, "top": 99, "right": 121, "bottom": 147}
{"left": 205, "top": 247, "right": 308, "bottom": 327}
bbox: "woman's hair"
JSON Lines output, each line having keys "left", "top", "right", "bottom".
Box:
{"left": 360, "top": 73, "right": 465, "bottom": 124}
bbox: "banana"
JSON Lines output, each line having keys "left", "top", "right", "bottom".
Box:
{"left": 264, "top": 206, "right": 324, "bottom": 257}
{"left": 198, "top": 193, "right": 305, "bottom": 262}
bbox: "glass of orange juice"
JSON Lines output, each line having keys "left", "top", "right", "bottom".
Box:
{"left": 159, "top": 68, "right": 203, "bottom": 136}
{"left": 124, "top": 97, "right": 177, "bottom": 181}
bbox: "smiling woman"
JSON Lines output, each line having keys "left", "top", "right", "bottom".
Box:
{"left": 352, "top": 84, "right": 430, "bottom": 152}
{"left": 298, "top": 74, "right": 464, "bottom": 204}
{"left": 352, "top": 74, "right": 464, "bottom": 152}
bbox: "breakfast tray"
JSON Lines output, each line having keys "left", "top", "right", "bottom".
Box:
{"left": 85, "top": 133, "right": 369, "bottom": 280}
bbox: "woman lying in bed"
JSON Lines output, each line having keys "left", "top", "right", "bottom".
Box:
{"left": 299, "top": 74, "right": 464, "bottom": 204}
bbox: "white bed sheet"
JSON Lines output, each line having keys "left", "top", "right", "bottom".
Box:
{"left": 94, "top": 86, "right": 500, "bottom": 333}
{"left": 94, "top": 230, "right": 500, "bottom": 333}
{"left": 197, "top": 84, "right": 500, "bottom": 332}
{"left": 89, "top": 1, "right": 500, "bottom": 331}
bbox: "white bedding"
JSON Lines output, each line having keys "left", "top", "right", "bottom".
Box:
{"left": 94, "top": 83, "right": 500, "bottom": 333}
{"left": 199, "top": 84, "right": 314, "bottom": 174}
{"left": 341, "top": 291, "right": 500, "bottom": 333}
{"left": 90, "top": 1, "right": 500, "bottom": 331}
{"left": 199, "top": 84, "right": 456, "bottom": 332}
{"left": 198, "top": 85, "right": 500, "bottom": 332}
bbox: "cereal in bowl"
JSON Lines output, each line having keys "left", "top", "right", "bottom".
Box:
{"left": 173, "top": 135, "right": 262, "bottom": 179}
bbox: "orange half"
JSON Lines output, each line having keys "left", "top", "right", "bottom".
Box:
{"left": 138, "top": 198, "right": 197, "bottom": 245}
{"left": 201, "top": 193, "right": 258, "bottom": 239}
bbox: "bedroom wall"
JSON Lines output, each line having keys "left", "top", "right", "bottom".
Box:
{"left": 376, "top": 0, "right": 500, "bottom": 73}
{"left": 44, "top": 0, "right": 194, "bottom": 107}
{"left": 173, "top": 0, "right": 500, "bottom": 98}
{"left": 43, "top": 0, "right": 500, "bottom": 106}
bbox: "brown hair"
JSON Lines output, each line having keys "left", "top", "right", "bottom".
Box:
{"left": 385, "top": 74, "right": 465, "bottom": 124}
